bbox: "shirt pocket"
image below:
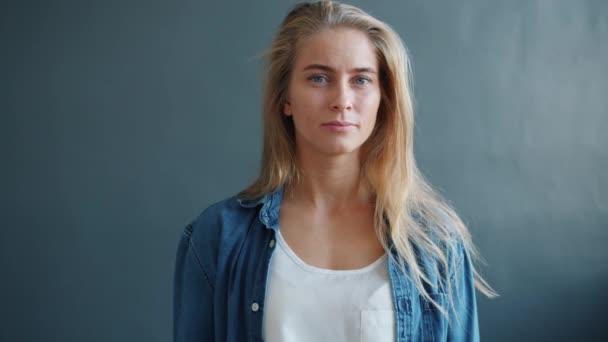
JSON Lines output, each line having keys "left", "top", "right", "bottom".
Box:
{"left": 360, "top": 309, "right": 395, "bottom": 342}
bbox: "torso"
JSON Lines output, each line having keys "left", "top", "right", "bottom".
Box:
{"left": 277, "top": 197, "right": 386, "bottom": 270}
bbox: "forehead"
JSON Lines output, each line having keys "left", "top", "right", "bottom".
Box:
{"left": 293, "top": 27, "right": 378, "bottom": 71}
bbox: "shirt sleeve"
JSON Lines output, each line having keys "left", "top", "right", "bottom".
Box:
{"left": 173, "top": 223, "right": 214, "bottom": 341}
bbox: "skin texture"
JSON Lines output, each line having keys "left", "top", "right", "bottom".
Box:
{"left": 283, "top": 27, "right": 381, "bottom": 157}
{"left": 279, "top": 27, "right": 385, "bottom": 270}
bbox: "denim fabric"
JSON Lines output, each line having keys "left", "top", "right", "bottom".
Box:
{"left": 173, "top": 186, "right": 479, "bottom": 341}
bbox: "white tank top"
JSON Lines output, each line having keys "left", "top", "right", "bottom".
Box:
{"left": 262, "top": 230, "right": 396, "bottom": 342}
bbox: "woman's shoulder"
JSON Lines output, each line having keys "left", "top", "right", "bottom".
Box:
{"left": 185, "top": 193, "right": 263, "bottom": 243}
{"left": 410, "top": 207, "right": 470, "bottom": 276}
{"left": 177, "top": 193, "right": 266, "bottom": 276}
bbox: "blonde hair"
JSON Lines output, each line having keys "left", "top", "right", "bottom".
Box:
{"left": 239, "top": 0, "right": 497, "bottom": 319}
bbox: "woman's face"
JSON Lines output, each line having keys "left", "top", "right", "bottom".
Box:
{"left": 284, "top": 27, "right": 381, "bottom": 157}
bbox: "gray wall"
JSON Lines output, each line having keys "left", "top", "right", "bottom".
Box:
{"left": 2, "top": 0, "right": 606, "bottom": 341}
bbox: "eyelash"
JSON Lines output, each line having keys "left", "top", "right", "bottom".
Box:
{"left": 308, "top": 75, "right": 372, "bottom": 85}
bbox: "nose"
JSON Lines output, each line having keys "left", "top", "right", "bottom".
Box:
{"left": 330, "top": 81, "right": 353, "bottom": 112}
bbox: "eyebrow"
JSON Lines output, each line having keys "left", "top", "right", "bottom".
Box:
{"left": 301, "top": 64, "right": 377, "bottom": 74}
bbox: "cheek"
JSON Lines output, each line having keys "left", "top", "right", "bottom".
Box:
{"left": 297, "top": 88, "right": 325, "bottom": 108}
{"left": 291, "top": 90, "right": 326, "bottom": 120}
{"left": 290, "top": 100, "right": 318, "bottom": 129}
{"left": 361, "top": 93, "right": 381, "bottom": 124}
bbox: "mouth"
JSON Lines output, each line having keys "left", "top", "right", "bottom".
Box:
{"left": 321, "top": 121, "right": 357, "bottom": 132}
{"left": 321, "top": 121, "right": 357, "bottom": 127}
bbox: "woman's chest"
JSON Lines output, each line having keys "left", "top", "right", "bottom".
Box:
{"left": 278, "top": 206, "right": 385, "bottom": 270}
{"left": 262, "top": 241, "right": 395, "bottom": 342}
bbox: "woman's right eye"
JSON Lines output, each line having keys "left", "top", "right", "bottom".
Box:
{"left": 308, "top": 75, "right": 328, "bottom": 83}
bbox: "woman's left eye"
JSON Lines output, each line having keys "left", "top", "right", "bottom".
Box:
{"left": 355, "top": 77, "right": 371, "bottom": 85}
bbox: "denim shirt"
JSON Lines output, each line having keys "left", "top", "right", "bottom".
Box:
{"left": 173, "top": 186, "right": 480, "bottom": 341}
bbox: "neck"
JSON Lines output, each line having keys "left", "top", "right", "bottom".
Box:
{"left": 285, "top": 147, "right": 374, "bottom": 212}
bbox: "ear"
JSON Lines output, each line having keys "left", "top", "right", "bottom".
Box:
{"left": 283, "top": 101, "right": 292, "bottom": 116}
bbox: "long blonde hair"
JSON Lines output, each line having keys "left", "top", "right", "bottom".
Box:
{"left": 238, "top": 0, "right": 497, "bottom": 318}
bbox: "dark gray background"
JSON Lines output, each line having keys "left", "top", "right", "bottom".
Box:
{"left": 2, "top": 0, "right": 607, "bottom": 341}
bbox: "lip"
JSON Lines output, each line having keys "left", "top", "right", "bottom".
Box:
{"left": 321, "top": 121, "right": 357, "bottom": 132}
{"left": 321, "top": 121, "right": 357, "bottom": 127}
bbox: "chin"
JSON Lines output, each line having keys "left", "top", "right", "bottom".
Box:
{"left": 297, "top": 134, "right": 363, "bottom": 156}
{"left": 318, "top": 143, "right": 361, "bottom": 156}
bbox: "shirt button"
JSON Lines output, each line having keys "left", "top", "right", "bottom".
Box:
{"left": 251, "top": 302, "right": 259, "bottom": 312}
{"left": 269, "top": 239, "right": 275, "bottom": 248}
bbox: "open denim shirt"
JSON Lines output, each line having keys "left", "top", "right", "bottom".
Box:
{"left": 173, "top": 186, "right": 479, "bottom": 341}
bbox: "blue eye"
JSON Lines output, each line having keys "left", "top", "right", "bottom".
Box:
{"left": 355, "top": 77, "right": 371, "bottom": 85}
{"left": 309, "top": 75, "right": 328, "bottom": 83}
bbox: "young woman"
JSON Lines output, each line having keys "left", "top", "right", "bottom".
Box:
{"left": 174, "top": 1, "right": 496, "bottom": 341}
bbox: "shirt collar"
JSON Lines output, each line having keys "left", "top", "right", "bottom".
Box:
{"left": 237, "top": 185, "right": 400, "bottom": 251}
{"left": 236, "top": 185, "right": 285, "bottom": 231}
